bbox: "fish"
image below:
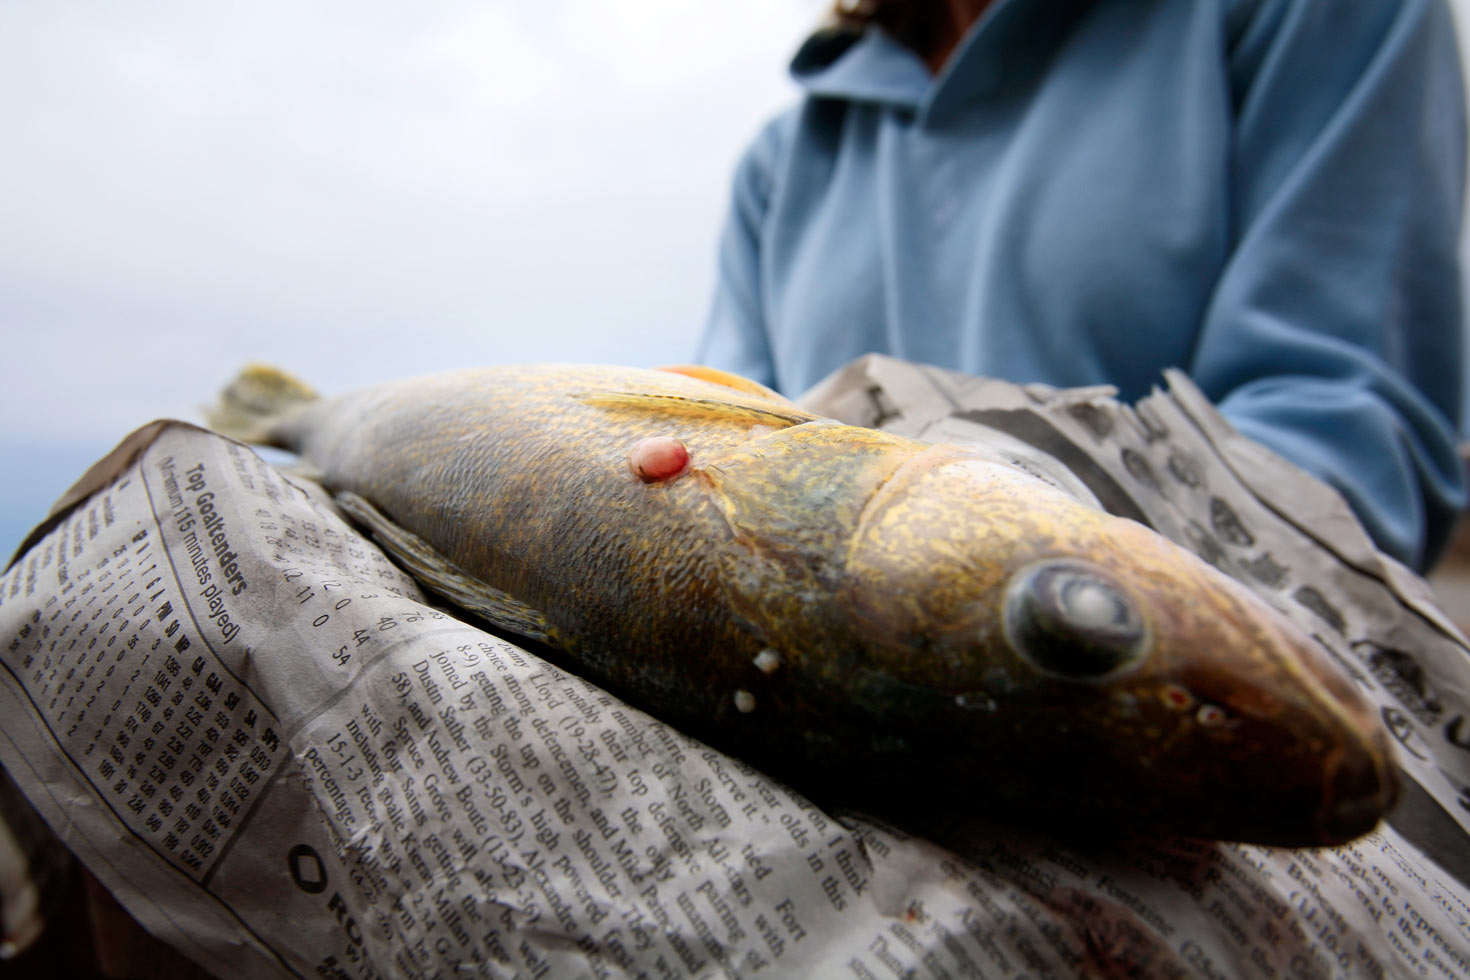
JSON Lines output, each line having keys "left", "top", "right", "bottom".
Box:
{"left": 209, "top": 362, "right": 1398, "bottom": 846}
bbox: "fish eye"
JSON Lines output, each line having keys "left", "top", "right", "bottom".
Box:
{"left": 1003, "top": 560, "right": 1149, "bottom": 679}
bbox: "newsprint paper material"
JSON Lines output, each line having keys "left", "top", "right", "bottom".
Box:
{"left": 0, "top": 354, "right": 1468, "bottom": 979}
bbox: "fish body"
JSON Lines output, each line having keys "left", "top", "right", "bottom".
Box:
{"left": 213, "top": 363, "right": 1397, "bottom": 845}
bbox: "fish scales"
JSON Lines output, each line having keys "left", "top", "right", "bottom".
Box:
{"left": 214, "top": 363, "right": 1399, "bottom": 845}
{"left": 278, "top": 369, "right": 843, "bottom": 661}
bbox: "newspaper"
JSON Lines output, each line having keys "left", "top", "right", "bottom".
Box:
{"left": 0, "top": 355, "right": 1467, "bottom": 979}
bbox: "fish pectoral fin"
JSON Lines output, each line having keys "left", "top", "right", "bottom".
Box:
{"left": 572, "top": 390, "right": 817, "bottom": 430}
{"left": 655, "top": 365, "right": 794, "bottom": 404}
{"left": 276, "top": 459, "right": 325, "bottom": 484}
{"left": 334, "top": 491, "right": 556, "bottom": 644}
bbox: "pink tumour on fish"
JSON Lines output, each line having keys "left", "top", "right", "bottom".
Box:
{"left": 629, "top": 436, "right": 690, "bottom": 482}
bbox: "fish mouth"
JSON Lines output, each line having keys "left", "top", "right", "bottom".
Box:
{"left": 1254, "top": 605, "right": 1401, "bottom": 844}
{"left": 1316, "top": 733, "right": 1400, "bottom": 845}
{"left": 1162, "top": 572, "right": 1401, "bottom": 845}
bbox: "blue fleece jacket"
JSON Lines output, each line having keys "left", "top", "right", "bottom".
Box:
{"left": 697, "top": 0, "right": 1468, "bottom": 570}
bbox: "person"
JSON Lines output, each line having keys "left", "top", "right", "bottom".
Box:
{"left": 696, "top": 0, "right": 1469, "bottom": 572}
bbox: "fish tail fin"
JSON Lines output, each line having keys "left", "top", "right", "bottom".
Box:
{"left": 206, "top": 364, "right": 319, "bottom": 446}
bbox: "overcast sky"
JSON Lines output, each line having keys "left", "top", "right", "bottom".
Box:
{"left": 0, "top": 1, "right": 821, "bottom": 551}
{"left": 4, "top": 2, "right": 1469, "bottom": 557}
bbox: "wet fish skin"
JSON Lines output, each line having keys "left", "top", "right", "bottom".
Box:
{"left": 689, "top": 419, "right": 1392, "bottom": 845}
{"left": 215, "top": 363, "right": 1397, "bottom": 846}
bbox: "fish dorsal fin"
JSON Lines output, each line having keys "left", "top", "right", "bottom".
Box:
{"left": 573, "top": 390, "right": 819, "bottom": 430}
{"left": 334, "top": 491, "right": 556, "bottom": 644}
{"left": 656, "top": 365, "right": 794, "bottom": 404}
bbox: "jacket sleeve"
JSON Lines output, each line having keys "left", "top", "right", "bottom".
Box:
{"left": 695, "top": 117, "right": 787, "bottom": 390}
{"left": 1191, "top": 0, "right": 1469, "bottom": 570}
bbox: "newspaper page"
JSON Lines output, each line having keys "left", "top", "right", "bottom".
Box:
{"left": 0, "top": 357, "right": 1464, "bottom": 978}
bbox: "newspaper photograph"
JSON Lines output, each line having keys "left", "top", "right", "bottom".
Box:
{"left": 1, "top": 356, "right": 1468, "bottom": 978}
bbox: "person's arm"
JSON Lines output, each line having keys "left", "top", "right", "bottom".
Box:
{"left": 695, "top": 117, "right": 788, "bottom": 389}
{"left": 1192, "top": 0, "right": 1468, "bottom": 570}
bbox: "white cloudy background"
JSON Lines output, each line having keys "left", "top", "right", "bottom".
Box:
{"left": 0, "top": 1, "right": 822, "bottom": 553}
{"left": 4, "top": 1, "right": 1470, "bottom": 558}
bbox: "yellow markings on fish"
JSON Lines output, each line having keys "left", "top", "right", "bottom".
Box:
{"left": 572, "top": 389, "right": 816, "bottom": 430}
{"left": 656, "top": 364, "right": 794, "bottom": 404}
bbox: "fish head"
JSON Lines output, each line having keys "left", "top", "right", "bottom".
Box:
{"left": 830, "top": 447, "right": 1398, "bottom": 845}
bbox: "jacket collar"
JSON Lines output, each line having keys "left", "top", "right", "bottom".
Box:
{"left": 791, "top": 0, "right": 1094, "bottom": 125}
{"left": 791, "top": 26, "right": 930, "bottom": 111}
